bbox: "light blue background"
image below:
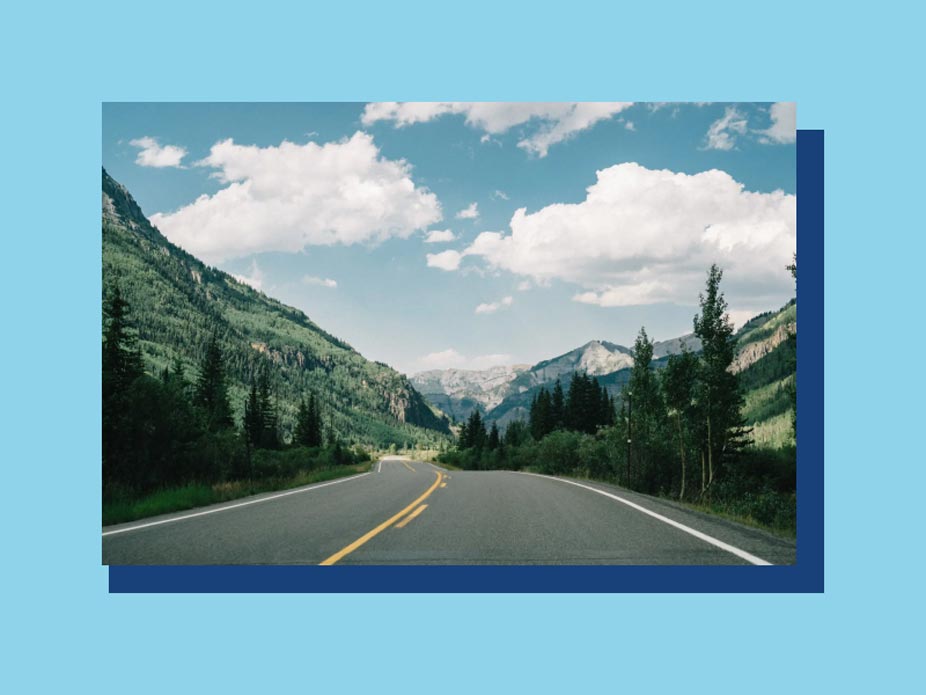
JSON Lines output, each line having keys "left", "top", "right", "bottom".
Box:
{"left": 3, "top": 1, "right": 920, "bottom": 693}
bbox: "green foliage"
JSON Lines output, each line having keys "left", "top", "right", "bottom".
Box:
{"left": 194, "top": 333, "right": 233, "bottom": 432}
{"left": 102, "top": 169, "right": 450, "bottom": 449}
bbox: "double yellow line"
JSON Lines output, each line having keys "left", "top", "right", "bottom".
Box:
{"left": 319, "top": 468, "right": 443, "bottom": 565}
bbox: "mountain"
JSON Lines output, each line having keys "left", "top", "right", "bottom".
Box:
{"left": 411, "top": 335, "right": 701, "bottom": 427}
{"left": 102, "top": 169, "right": 450, "bottom": 446}
{"left": 734, "top": 300, "right": 796, "bottom": 447}
{"left": 410, "top": 364, "right": 529, "bottom": 422}
{"left": 412, "top": 301, "right": 797, "bottom": 449}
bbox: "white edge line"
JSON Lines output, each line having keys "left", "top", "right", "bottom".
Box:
{"left": 102, "top": 472, "right": 372, "bottom": 537}
{"left": 518, "top": 472, "right": 772, "bottom": 566}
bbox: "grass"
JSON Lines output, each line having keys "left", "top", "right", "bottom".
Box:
{"left": 102, "top": 461, "right": 373, "bottom": 526}
{"left": 682, "top": 499, "right": 796, "bottom": 539}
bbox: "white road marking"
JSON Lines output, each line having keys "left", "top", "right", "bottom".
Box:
{"left": 518, "top": 472, "right": 773, "bottom": 566}
{"left": 102, "top": 472, "right": 372, "bottom": 537}
{"left": 377, "top": 460, "right": 382, "bottom": 473}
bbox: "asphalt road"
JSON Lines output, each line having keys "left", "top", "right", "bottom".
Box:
{"left": 102, "top": 456, "right": 796, "bottom": 565}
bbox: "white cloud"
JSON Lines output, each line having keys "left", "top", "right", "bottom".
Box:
{"left": 474, "top": 296, "right": 513, "bottom": 315}
{"left": 758, "top": 102, "right": 796, "bottom": 144}
{"left": 424, "top": 229, "right": 456, "bottom": 243}
{"left": 302, "top": 275, "right": 338, "bottom": 288}
{"left": 130, "top": 136, "right": 187, "bottom": 168}
{"left": 624, "top": 121, "right": 636, "bottom": 131}
{"left": 516, "top": 280, "right": 532, "bottom": 291}
{"left": 492, "top": 190, "right": 509, "bottom": 200}
{"left": 416, "top": 349, "right": 512, "bottom": 371}
{"left": 362, "top": 102, "right": 633, "bottom": 157}
{"left": 231, "top": 260, "right": 264, "bottom": 291}
{"left": 426, "top": 249, "right": 463, "bottom": 271}
{"left": 150, "top": 132, "right": 442, "bottom": 264}
{"left": 417, "top": 348, "right": 468, "bottom": 370}
{"left": 456, "top": 202, "right": 479, "bottom": 219}
{"left": 458, "top": 163, "right": 795, "bottom": 315}
{"left": 703, "top": 106, "right": 748, "bottom": 150}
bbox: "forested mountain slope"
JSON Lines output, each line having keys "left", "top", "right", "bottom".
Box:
{"left": 102, "top": 169, "right": 449, "bottom": 447}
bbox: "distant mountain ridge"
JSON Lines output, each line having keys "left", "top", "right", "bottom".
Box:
{"left": 103, "top": 169, "right": 449, "bottom": 446}
{"left": 412, "top": 302, "right": 796, "bottom": 443}
{"left": 411, "top": 334, "right": 701, "bottom": 426}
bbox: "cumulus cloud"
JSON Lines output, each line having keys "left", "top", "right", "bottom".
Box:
{"left": 361, "top": 102, "right": 633, "bottom": 157}
{"left": 758, "top": 102, "right": 797, "bottom": 144}
{"left": 474, "top": 296, "right": 513, "bottom": 315}
{"left": 302, "top": 275, "right": 338, "bottom": 288}
{"left": 456, "top": 202, "right": 479, "bottom": 220}
{"left": 424, "top": 229, "right": 456, "bottom": 243}
{"left": 703, "top": 106, "right": 748, "bottom": 150}
{"left": 457, "top": 162, "right": 795, "bottom": 315}
{"left": 426, "top": 249, "right": 463, "bottom": 271}
{"left": 130, "top": 136, "right": 187, "bottom": 168}
{"left": 624, "top": 121, "right": 636, "bottom": 131}
{"left": 150, "top": 132, "right": 441, "bottom": 264}
{"left": 416, "top": 349, "right": 512, "bottom": 371}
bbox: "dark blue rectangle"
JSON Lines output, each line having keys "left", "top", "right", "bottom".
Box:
{"left": 109, "top": 130, "right": 824, "bottom": 594}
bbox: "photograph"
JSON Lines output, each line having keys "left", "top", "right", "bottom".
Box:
{"left": 101, "top": 101, "right": 798, "bottom": 568}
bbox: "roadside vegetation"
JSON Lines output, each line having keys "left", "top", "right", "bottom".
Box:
{"left": 439, "top": 265, "right": 797, "bottom": 536}
{"left": 102, "top": 286, "right": 371, "bottom": 524}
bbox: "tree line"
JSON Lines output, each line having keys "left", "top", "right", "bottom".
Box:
{"left": 102, "top": 285, "right": 365, "bottom": 501}
{"left": 440, "top": 265, "right": 795, "bottom": 532}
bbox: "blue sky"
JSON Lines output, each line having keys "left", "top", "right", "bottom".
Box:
{"left": 103, "top": 102, "right": 796, "bottom": 374}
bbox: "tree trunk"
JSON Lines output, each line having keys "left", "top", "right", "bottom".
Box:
{"left": 677, "top": 412, "right": 686, "bottom": 501}
{"left": 700, "top": 449, "right": 706, "bottom": 496}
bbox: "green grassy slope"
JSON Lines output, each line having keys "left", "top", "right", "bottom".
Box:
{"left": 102, "top": 169, "right": 449, "bottom": 447}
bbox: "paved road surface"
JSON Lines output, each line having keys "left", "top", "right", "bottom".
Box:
{"left": 102, "top": 457, "right": 795, "bottom": 565}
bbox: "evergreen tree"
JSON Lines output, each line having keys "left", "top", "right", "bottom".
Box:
{"left": 256, "top": 364, "right": 281, "bottom": 449}
{"left": 294, "top": 393, "right": 324, "bottom": 448}
{"left": 551, "top": 380, "right": 565, "bottom": 431}
{"left": 466, "top": 410, "right": 487, "bottom": 451}
{"left": 457, "top": 421, "right": 469, "bottom": 451}
{"left": 309, "top": 393, "right": 323, "bottom": 447}
{"left": 102, "top": 284, "right": 143, "bottom": 398}
{"left": 487, "top": 422, "right": 500, "bottom": 451}
{"left": 530, "top": 387, "right": 553, "bottom": 440}
{"left": 662, "top": 349, "right": 699, "bottom": 500}
{"left": 693, "top": 265, "right": 749, "bottom": 492}
{"left": 243, "top": 377, "right": 262, "bottom": 450}
{"left": 194, "top": 333, "right": 232, "bottom": 432}
{"left": 102, "top": 285, "right": 146, "bottom": 488}
{"left": 504, "top": 420, "right": 528, "bottom": 448}
{"left": 626, "top": 327, "right": 667, "bottom": 491}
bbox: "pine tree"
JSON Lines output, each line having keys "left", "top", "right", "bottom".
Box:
{"left": 256, "top": 364, "right": 280, "bottom": 449}
{"left": 194, "top": 333, "right": 232, "bottom": 432}
{"left": 693, "top": 265, "right": 749, "bottom": 493}
{"left": 627, "top": 327, "right": 666, "bottom": 491}
{"left": 243, "top": 377, "right": 262, "bottom": 449}
{"left": 662, "top": 349, "right": 699, "bottom": 500}
{"left": 487, "top": 422, "right": 500, "bottom": 450}
{"left": 551, "top": 380, "right": 565, "bottom": 431}
{"left": 102, "top": 284, "right": 143, "bottom": 398}
{"left": 309, "top": 393, "right": 323, "bottom": 447}
{"left": 294, "top": 393, "right": 324, "bottom": 448}
{"left": 530, "top": 387, "right": 553, "bottom": 440}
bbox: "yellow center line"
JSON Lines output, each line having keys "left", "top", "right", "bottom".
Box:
{"left": 402, "top": 460, "right": 416, "bottom": 473}
{"left": 319, "top": 470, "right": 442, "bottom": 565}
{"left": 395, "top": 504, "right": 428, "bottom": 529}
